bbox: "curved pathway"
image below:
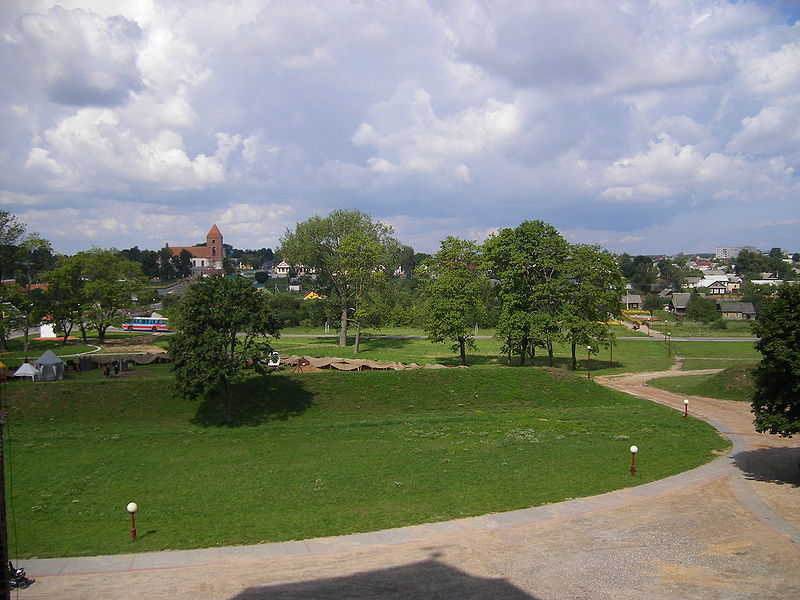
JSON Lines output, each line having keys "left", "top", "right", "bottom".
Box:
{"left": 21, "top": 372, "right": 800, "bottom": 599}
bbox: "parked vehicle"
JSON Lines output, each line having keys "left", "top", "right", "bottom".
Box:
{"left": 121, "top": 315, "right": 170, "bottom": 333}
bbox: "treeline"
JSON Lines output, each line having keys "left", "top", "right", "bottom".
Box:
{"left": 279, "top": 210, "right": 624, "bottom": 366}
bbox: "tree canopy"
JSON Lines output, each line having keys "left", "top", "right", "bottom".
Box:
{"left": 751, "top": 284, "right": 800, "bottom": 437}
{"left": 169, "top": 276, "right": 281, "bottom": 424}
{"left": 279, "top": 209, "right": 400, "bottom": 348}
{"left": 483, "top": 220, "right": 571, "bottom": 366}
{"left": 419, "top": 237, "right": 488, "bottom": 366}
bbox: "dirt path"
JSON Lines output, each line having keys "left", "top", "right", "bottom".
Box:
{"left": 598, "top": 370, "right": 800, "bottom": 532}
{"left": 21, "top": 370, "right": 800, "bottom": 600}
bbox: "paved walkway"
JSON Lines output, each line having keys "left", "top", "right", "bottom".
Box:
{"left": 20, "top": 371, "right": 800, "bottom": 599}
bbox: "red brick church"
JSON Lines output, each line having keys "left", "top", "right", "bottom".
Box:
{"left": 166, "top": 224, "right": 225, "bottom": 271}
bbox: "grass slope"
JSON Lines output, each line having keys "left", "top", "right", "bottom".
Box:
{"left": 2, "top": 366, "right": 727, "bottom": 558}
{"left": 648, "top": 364, "right": 756, "bottom": 402}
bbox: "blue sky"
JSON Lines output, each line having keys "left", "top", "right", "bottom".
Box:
{"left": 1, "top": 0, "right": 798, "bottom": 256}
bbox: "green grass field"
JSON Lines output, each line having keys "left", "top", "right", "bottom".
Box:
{"left": 0, "top": 337, "right": 97, "bottom": 364}
{"left": 648, "top": 364, "right": 756, "bottom": 402}
{"left": 2, "top": 366, "right": 728, "bottom": 558}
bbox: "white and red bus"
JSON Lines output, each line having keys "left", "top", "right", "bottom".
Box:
{"left": 121, "top": 315, "right": 170, "bottom": 333}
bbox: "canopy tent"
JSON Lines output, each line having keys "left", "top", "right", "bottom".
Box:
{"left": 14, "top": 363, "right": 39, "bottom": 381}
{"left": 34, "top": 350, "right": 64, "bottom": 381}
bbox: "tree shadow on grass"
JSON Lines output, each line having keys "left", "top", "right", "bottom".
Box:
{"left": 733, "top": 447, "right": 800, "bottom": 487}
{"left": 192, "top": 374, "right": 315, "bottom": 427}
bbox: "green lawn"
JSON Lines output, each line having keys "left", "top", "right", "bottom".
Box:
{"left": 648, "top": 364, "right": 756, "bottom": 402}
{"left": 673, "top": 340, "right": 760, "bottom": 370}
{"left": 0, "top": 337, "right": 97, "bottom": 364}
{"left": 270, "top": 329, "right": 675, "bottom": 374}
{"left": 647, "top": 312, "right": 757, "bottom": 338}
{"left": 2, "top": 366, "right": 728, "bottom": 558}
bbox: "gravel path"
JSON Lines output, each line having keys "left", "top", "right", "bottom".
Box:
{"left": 20, "top": 371, "right": 800, "bottom": 599}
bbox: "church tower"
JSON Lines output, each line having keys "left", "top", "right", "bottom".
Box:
{"left": 206, "top": 224, "right": 223, "bottom": 268}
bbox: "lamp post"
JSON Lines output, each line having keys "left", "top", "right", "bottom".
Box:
{"left": 586, "top": 346, "right": 593, "bottom": 381}
{"left": 683, "top": 399, "right": 689, "bottom": 418}
{"left": 629, "top": 445, "right": 638, "bottom": 475}
{"left": 126, "top": 502, "right": 138, "bottom": 539}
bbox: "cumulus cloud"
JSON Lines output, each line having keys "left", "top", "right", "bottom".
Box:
{"left": 352, "top": 82, "right": 519, "bottom": 181}
{"left": 0, "top": 0, "right": 798, "bottom": 255}
{"left": 19, "top": 6, "right": 144, "bottom": 106}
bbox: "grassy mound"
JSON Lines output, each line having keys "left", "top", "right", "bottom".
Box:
{"left": 648, "top": 363, "right": 756, "bottom": 402}
{"left": 2, "top": 367, "right": 728, "bottom": 558}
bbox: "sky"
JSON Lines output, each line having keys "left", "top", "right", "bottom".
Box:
{"left": 1, "top": 0, "right": 799, "bottom": 257}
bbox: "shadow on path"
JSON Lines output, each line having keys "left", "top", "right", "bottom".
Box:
{"left": 733, "top": 447, "right": 800, "bottom": 487}
{"left": 228, "top": 559, "right": 537, "bottom": 600}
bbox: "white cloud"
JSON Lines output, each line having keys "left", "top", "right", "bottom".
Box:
{"left": 727, "top": 105, "right": 800, "bottom": 155}
{"left": 0, "top": 1, "right": 799, "bottom": 256}
{"left": 352, "top": 82, "right": 519, "bottom": 180}
{"left": 19, "top": 6, "right": 144, "bottom": 106}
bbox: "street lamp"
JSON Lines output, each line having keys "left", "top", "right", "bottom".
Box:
{"left": 629, "top": 445, "right": 638, "bottom": 475}
{"left": 126, "top": 502, "right": 138, "bottom": 539}
{"left": 683, "top": 398, "right": 689, "bottom": 418}
{"left": 667, "top": 332, "right": 671, "bottom": 356}
{"left": 586, "top": 346, "right": 593, "bottom": 381}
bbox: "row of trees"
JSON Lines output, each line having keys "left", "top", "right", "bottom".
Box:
{"left": 1, "top": 211, "right": 150, "bottom": 351}
{"left": 279, "top": 211, "right": 624, "bottom": 367}
{"left": 421, "top": 222, "right": 624, "bottom": 367}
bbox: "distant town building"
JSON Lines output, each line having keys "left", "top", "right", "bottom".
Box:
{"left": 715, "top": 246, "right": 758, "bottom": 260}
{"left": 166, "top": 224, "right": 225, "bottom": 270}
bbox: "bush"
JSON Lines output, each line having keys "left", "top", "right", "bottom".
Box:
{"left": 710, "top": 319, "right": 728, "bottom": 330}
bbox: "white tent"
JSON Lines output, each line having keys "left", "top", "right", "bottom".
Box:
{"left": 14, "top": 363, "right": 39, "bottom": 381}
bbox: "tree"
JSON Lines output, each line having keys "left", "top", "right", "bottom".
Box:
{"left": 0, "top": 211, "right": 25, "bottom": 246}
{"left": 0, "top": 284, "right": 24, "bottom": 352}
{"left": 642, "top": 294, "right": 664, "bottom": 320}
{"left": 172, "top": 249, "right": 194, "bottom": 278}
{"left": 41, "top": 256, "right": 85, "bottom": 344}
{"left": 169, "top": 276, "right": 280, "bottom": 424}
{"left": 560, "top": 244, "right": 625, "bottom": 370}
{"left": 483, "top": 220, "right": 570, "bottom": 366}
{"left": 0, "top": 211, "right": 26, "bottom": 281}
{"left": 629, "top": 255, "right": 657, "bottom": 293}
{"left": 279, "top": 210, "right": 400, "bottom": 347}
{"left": 684, "top": 292, "right": 718, "bottom": 324}
{"left": 734, "top": 249, "right": 769, "bottom": 279}
{"left": 751, "top": 284, "right": 800, "bottom": 436}
{"left": 419, "top": 237, "right": 488, "bottom": 366}
{"left": 337, "top": 230, "right": 388, "bottom": 354}
{"left": 73, "top": 248, "right": 147, "bottom": 343}
{"left": 158, "top": 247, "right": 177, "bottom": 280}
{"left": 617, "top": 253, "right": 634, "bottom": 279}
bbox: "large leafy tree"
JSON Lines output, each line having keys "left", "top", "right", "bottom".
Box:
{"left": 561, "top": 244, "right": 625, "bottom": 370}
{"left": 685, "top": 292, "right": 718, "bottom": 324}
{"left": 41, "top": 256, "right": 85, "bottom": 344}
{"left": 734, "top": 249, "right": 770, "bottom": 279}
{"left": 72, "top": 248, "right": 147, "bottom": 343}
{"left": 419, "top": 237, "right": 488, "bottom": 366}
{"left": 279, "top": 210, "right": 400, "bottom": 348}
{"left": 337, "top": 230, "right": 388, "bottom": 354}
{"left": 483, "top": 220, "right": 570, "bottom": 366}
{"left": 0, "top": 211, "right": 26, "bottom": 281}
{"left": 169, "top": 276, "right": 280, "bottom": 424}
{"left": 751, "top": 284, "right": 800, "bottom": 437}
